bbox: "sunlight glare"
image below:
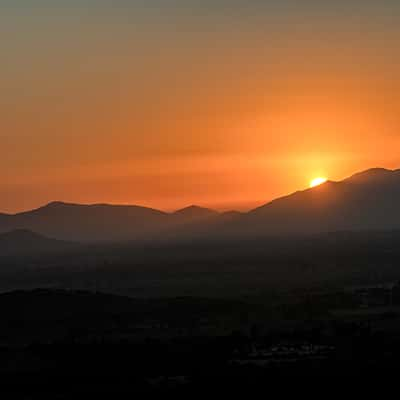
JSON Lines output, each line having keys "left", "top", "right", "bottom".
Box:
{"left": 310, "top": 177, "right": 327, "bottom": 188}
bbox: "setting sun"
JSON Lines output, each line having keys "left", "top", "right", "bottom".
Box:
{"left": 310, "top": 177, "right": 328, "bottom": 188}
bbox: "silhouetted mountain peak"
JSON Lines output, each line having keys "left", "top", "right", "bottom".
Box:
{"left": 38, "top": 201, "right": 80, "bottom": 212}
{"left": 2, "top": 166, "right": 400, "bottom": 241}
{"left": 46, "top": 201, "right": 68, "bottom": 207}
{"left": 173, "top": 205, "right": 218, "bottom": 218}
{"left": 6, "top": 201, "right": 169, "bottom": 241}
{"left": 345, "top": 168, "right": 398, "bottom": 184}
{"left": 251, "top": 179, "right": 337, "bottom": 213}
{"left": 33, "top": 201, "right": 168, "bottom": 216}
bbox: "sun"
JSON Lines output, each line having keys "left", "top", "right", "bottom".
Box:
{"left": 310, "top": 177, "right": 327, "bottom": 188}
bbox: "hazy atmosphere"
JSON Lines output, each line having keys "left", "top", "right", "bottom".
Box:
{"left": 3, "top": 2, "right": 400, "bottom": 394}
{"left": 3, "top": 1, "right": 400, "bottom": 212}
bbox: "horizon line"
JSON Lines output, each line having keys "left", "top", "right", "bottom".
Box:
{"left": 1, "top": 166, "right": 395, "bottom": 216}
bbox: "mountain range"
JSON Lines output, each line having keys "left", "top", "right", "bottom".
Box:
{"left": 1, "top": 167, "right": 400, "bottom": 242}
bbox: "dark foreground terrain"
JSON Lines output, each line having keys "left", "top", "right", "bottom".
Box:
{"left": 2, "top": 226, "right": 400, "bottom": 395}
{"left": 1, "top": 287, "right": 400, "bottom": 397}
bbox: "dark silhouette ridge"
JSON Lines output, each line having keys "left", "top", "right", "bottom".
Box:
{"left": 5, "top": 201, "right": 170, "bottom": 241}
{"left": 344, "top": 167, "right": 398, "bottom": 183}
{"left": 0, "top": 229, "right": 74, "bottom": 255}
{"left": 0, "top": 202, "right": 222, "bottom": 242}
{"left": 1, "top": 167, "right": 400, "bottom": 241}
{"left": 26, "top": 200, "right": 168, "bottom": 216}
{"left": 172, "top": 205, "right": 219, "bottom": 218}
{"left": 171, "top": 205, "right": 219, "bottom": 226}
{"left": 239, "top": 167, "right": 400, "bottom": 235}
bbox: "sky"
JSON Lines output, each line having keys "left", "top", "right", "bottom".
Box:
{"left": 2, "top": 1, "right": 400, "bottom": 213}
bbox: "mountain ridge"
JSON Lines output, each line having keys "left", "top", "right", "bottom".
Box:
{"left": 0, "top": 229, "right": 75, "bottom": 256}
{"left": 1, "top": 167, "right": 400, "bottom": 241}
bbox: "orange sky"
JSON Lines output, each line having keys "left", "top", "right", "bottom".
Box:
{"left": 2, "top": 2, "right": 400, "bottom": 212}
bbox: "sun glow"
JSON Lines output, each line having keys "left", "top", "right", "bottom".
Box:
{"left": 310, "top": 177, "right": 328, "bottom": 188}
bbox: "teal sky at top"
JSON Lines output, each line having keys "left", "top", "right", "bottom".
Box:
{"left": 2, "top": 0, "right": 399, "bottom": 52}
{"left": 2, "top": 0, "right": 399, "bottom": 49}
{"left": 2, "top": 0, "right": 400, "bottom": 17}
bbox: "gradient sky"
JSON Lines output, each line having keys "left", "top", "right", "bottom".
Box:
{"left": 2, "top": 1, "right": 400, "bottom": 212}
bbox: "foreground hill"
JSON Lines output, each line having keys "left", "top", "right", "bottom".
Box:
{"left": 0, "top": 229, "right": 75, "bottom": 256}
{"left": 0, "top": 289, "right": 250, "bottom": 345}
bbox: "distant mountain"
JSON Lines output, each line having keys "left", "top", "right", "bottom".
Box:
{"left": 0, "top": 202, "right": 169, "bottom": 241}
{"left": 2, "top": 167, "right": 400, "bottom": 241}
{"left": 171, "top": 205, "right": 219, "bottom": 223}
{"left": 242, "top": 167, "right": 400, "bottom": 235}
{"left": 344, "top": 167, "right": 397, "bottom": 184}
{"left": 0, "top": 202, "right": 220, "bottom": 242}
{"left": 0, "top": 229, "right": 74, "bottom": 256}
